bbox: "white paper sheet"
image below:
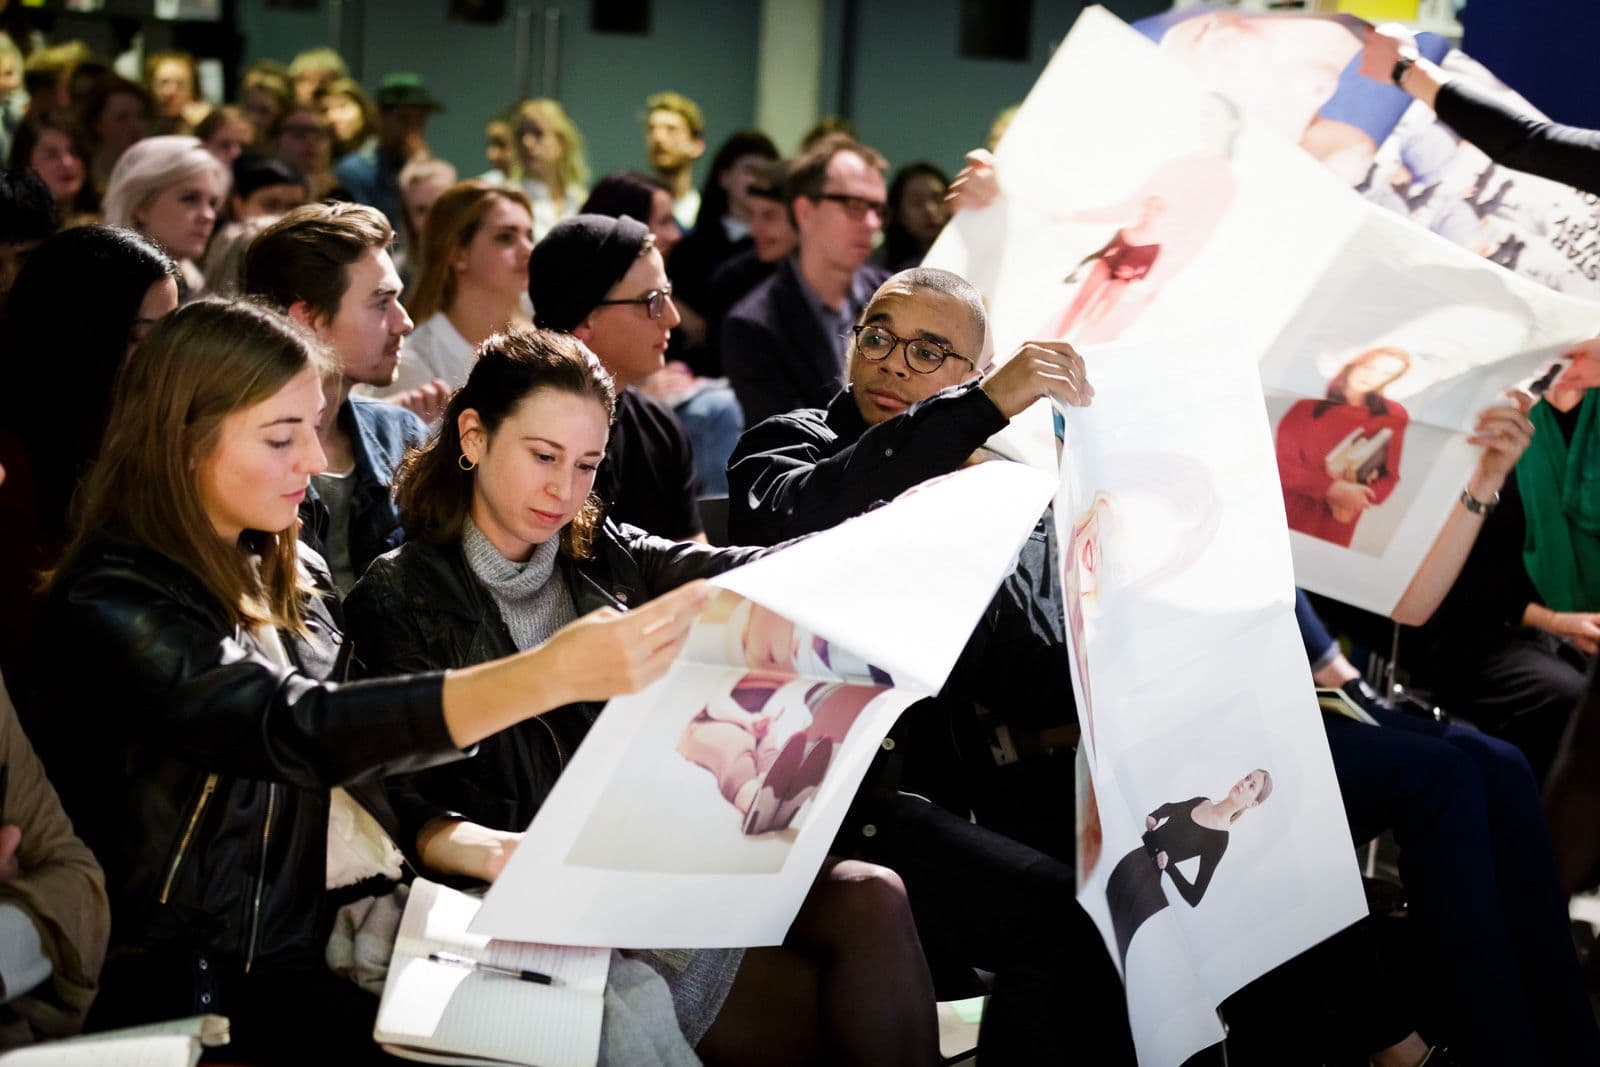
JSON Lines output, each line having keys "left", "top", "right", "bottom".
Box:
{"left": 472, "top": 462, "right": 1056, "bottom": 948}
{"left": 376, "top": 879, "right": 609, "bottom": 1067}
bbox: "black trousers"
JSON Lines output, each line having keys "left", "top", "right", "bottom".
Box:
{"left": 1423, "top": 626, "right": 1590, "bottom": 781}
{"left": 843, "top": 789, "right": 1138, "bottom": 1065}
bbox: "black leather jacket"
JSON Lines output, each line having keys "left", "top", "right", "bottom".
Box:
{"left": 32, "top": 536, "right": 460, "bottom": 1010}
{"left": 343, "top": 519, "right": 764, "bottom": 843}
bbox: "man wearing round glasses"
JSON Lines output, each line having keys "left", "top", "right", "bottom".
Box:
{"left": 528, "top": 213, "right": 706, "bottom": 541}
{"left": 723, "top": 268, "right": 1134, "bottom": 1063}
{"left": 729, "top": 266, "right": 1090, "bottom": 541}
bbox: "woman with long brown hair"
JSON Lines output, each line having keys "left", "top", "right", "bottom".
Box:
{"left": 32, "top": 298, "right": 710, "bottom": 1063}
{"left": 383, "top": 180, "right": 533, "bottom": 399}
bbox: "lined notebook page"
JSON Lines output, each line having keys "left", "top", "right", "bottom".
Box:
{"left": 0, "top": 1035, "right": 199, "bottom": 1067}
{"left": 376, "top": 879, "right": 609, "bottom": 1067}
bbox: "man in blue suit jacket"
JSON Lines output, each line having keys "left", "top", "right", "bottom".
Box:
{"left": 723, "top": 134, "right": 890, "bottom": 427}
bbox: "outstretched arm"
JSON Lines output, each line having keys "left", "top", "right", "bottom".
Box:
{"left": 1391, "top": 396, "right": 1533, "bottom": 626}
{"left": 1361, "top": 24, "right": 1600, "bottom": 196}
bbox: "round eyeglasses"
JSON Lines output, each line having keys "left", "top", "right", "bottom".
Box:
{"left": 852, "top": 324, "right": 975, "bottom": 374}
{"left": 594, "top": 284, "right": 673, "bottom": 321}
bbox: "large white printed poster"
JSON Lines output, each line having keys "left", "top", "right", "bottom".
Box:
{"left": 920, "top": 6, "right": 1598, "bottom": 1063}
{"left": 472, "top": 462, "right": 1056, "bottom": 949}
{"left": 1136, "top": 6, "right": 1600, "bottom": 299}
{"left": 1054, "top": 335, "right": 1366, "bottom": 1066}
{"left": 929, "top": 5, "right": 1598, "bottom": 616}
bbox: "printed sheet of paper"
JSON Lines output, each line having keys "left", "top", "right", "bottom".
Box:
{"left": 473, "top": 462, "right": 1056, "bottom": 948}
{"left": 1055, "top": 334, "right": 1367, "bottom": 1066}
{"left": 1136, "top": 7, "right": 1600, "bottom": 300}
{"left": 925, "top": 4, "right": 1600, "bottom": 616}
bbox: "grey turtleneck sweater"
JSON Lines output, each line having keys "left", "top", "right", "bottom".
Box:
{"left": 460, "top": 519, "right": 576, "bottom": 651}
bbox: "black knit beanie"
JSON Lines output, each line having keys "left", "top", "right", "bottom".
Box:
{"left": 528, "top": 213, "right": 651, "bottom": 332}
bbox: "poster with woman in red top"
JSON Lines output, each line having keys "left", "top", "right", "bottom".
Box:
{"left": 1275, "top": 346, "right": 1412, "bottom": 550}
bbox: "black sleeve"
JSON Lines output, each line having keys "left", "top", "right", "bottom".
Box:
{"left": 940, "top": 512, "right": 1077, "bottom": 732}
{"left": 343, "top": 564, "right": 480, "bottom": 862}
{"left": 666, "top": 413, "right": 705, "bottom": 541}
{"left": 726, "top": 382, "right": 1009, "bottom": 546}
{"left": 723, "top": 313, "right": 802, "bottom": 429}
{"left": 1435, "top": 80, "right": 1600, "bottom": 196}
{"left": 1423, "top": 472, "right": 1541, "bottom": 640}
{"left": 1166, "top": 833, "right": 1228, "bottom": 909}
{"left": 609, "top": 522, "right": 772, "bottom": 598}
{"left": 45, "top": 570, "right": 457, "bottom": 790}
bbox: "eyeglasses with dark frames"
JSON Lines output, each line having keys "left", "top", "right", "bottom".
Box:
{"left": 815, "top": 193, "right": 886, "bottom": 220}
{"left": 594, "top": 284, "right": 674, "bottom": 321}
{"left": 851, "top": 324, "right": 975, "bottom": 375}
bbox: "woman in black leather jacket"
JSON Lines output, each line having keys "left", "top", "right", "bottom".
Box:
{"left": 343, "top": 327, "right": 940, "bottom": 1066}
{"left": 32, "top": 299, "right": 710, "bottom": 1063}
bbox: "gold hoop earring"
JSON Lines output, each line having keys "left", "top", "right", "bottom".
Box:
{"left": 458, "top": 454, "right": 477, "bottom": 471}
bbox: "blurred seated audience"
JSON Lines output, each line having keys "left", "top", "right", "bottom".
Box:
{"left": 394, "top": 155, "right": 457, "bottom": 291}
{"left": 272, "top": 100, "right": 340, "bottom": 200}
{"left": 195, "top": 103, "right": 253, "bottom": 168}
{"left": 336, "top": 72, "right": 440, "bottom": 231}
{"left": 8, "top": 116, "right": 96, "bottom": 227}
{"left": 514, "top": 97, "right": 587, "bottom": 236}
{"left": 320, "top": 75, "right": 377, "bottom": 160}
{"left": 0, "top": 169, "right": 57, "bottom": 312}
{"left": 669, "top": 129, "right": 778, "bottom": 368}
{"left": 288, "top": 46, "right": 347, "bottom": 107}
{"left": 143, "top": 51, "right": 208, "bottom": 135}
{"left": 373, "top": 180, "right": 532, "bottom": 404}
{"left": 102, "top": 134, "right": 226, "bottom": 298}
{"left": 238, "top": 62, "right": 293, "bottom": 150}
{"left": 874, "top": 162, "right": 949, "bottom": 272}
{"left": 0, "top": 225, "right": 177, "bottom": 693}
{"left": 76, "top": 74, "right": 148, "bottom": 196}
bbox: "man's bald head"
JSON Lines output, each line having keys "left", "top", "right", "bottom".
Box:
{"left": 867, "top": 267, "right": 987, "bottom": 360}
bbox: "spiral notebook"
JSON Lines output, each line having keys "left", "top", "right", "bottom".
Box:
{"left": 375, "top": 878, "right": 610, "bottom": 1067}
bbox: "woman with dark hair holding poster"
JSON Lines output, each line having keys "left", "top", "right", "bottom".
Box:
{"left": 345, "top": 326, "right": 939, "bottom": 1066}
{"left": 1276, "top": 345, "right": 1411, "bottom": 548}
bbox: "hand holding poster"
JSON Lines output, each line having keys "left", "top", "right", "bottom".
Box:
{"left": 471, "top": 461, "right": 1055, "bottom": 949}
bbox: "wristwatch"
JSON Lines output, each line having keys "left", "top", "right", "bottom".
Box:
{"left": 1460, "top": 487, "right": 1499, "bottom": 515}
{"left": 1392, "top": 55, "right": 1417, "bottom": 89}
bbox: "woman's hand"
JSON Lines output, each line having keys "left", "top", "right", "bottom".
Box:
{"left": 1145, "top": 815, "right": 1158, "bottom": 831}
{"left": 417, "top": 818, "right": 522, "bottom": 883}
{"left": 1155, "top": 850, "right": 1169, "bottom": 871}
{"left": 540, "top": 580, "right": 712, "bottom": 705}
{"left": 1465, "top": 393, "right": 1535, "bottom": 499}
{"left": 1325, "top": 479, "right": 1377, "bottom": 516}
{"left": 1358, "top": 23, "right": 1418, "bottom": 84}
{"left": 742, "top": 603, "right": 797, "bottom": 672}
{"left": 981, "top": 340, "right": 1094, "bottom": 417}
{"left": 1554, "top": 340, "right": 1600, "bottom": 393}
{"left": 1527, "top": 606, "right": 1600, "bottom": 656}
{"left": 947, "top": 149, "right": 1000, "bottom": 214}
{"left": 394, "top": 379, "right": 452, "bottom": 423}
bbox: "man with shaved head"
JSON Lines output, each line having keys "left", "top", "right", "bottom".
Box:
{"left": 728, "top": 266, "right": 1087, "bottom": 542}
{"left": 725, "top": 267, "right": 1134, "bottom": 1063}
